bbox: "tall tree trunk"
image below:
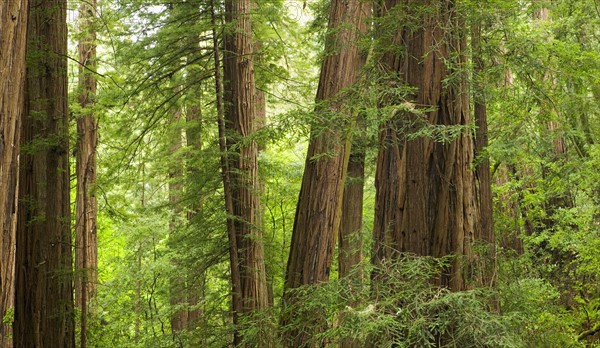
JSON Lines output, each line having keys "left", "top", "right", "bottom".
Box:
{"left": 338, "top": 150, "right": 365, "bottom": 281}
{"left": 184, "top": 60, "right": 204, "bottom": 333}
{"left": 372, "top": 0, "right": 489, "bottom": 291}
{"left": 472, "top": 21, "right": 496, "bottom": 289}
{"left": 75, "top": 0, "right": 98, "bottom": 346}
{"left": 281, "top": 0, "right": 369, "bottom": 345}
{"left": 210, "top": 1, "right": 243, "bottom": 344}
{"left": 338, "top": 142, "right": 366, "bottom": 348}
{"left": 134, "top": 242, "right": 142, "bottom": 341}
{"left": 14, "top": 0, "right": 75, "bottom": 346}
{"left": 0, "top": 1, "right": 28, "bottom": 345}
{"left": 168, "top": 109, "right": 187, "bottom": 335}
{"left": 253, "top": 39, "right": 274, "bottom": 307}
{"left": 533, "top": 5, "right": 573, "bottom": 225}
{"left": 223, "top": 0, "right": 269, "bottom": 316}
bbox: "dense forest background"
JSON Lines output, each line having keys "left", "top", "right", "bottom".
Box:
{"left": 1, "top": 0, "right": 599, "bottom": 347}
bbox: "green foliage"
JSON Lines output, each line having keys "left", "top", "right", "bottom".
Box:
{"left": 2, "top": 308, "right": 13, "bottom": 326}
{"left": 246, "top": 256, "right": 530, "bottom": 347}
{"left": 58, "top": 0, "right": 600, "bottom": 346}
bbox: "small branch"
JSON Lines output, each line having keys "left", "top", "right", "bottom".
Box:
{"left": 579, "top": 323, "right": 600, "bottom": 341}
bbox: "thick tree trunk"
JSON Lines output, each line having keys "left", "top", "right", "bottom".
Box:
{"left": 373, "top": 0, "right": 488, "bottom": 291}
{"left": 223, "top": 0, "right": 269, "bottom": 316}
{"left": 74, "top": 1, "right": 98, "bottom": 346}
{"left": 0, "top": 1, "right": 28, "bottom": 346}
{"left": 281, "top": 0, "right": 369, "bottom": 345}
{"left": 14, "top": 0, "right": 75, "bottom": 346}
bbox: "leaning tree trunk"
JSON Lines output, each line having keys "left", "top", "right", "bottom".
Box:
{"left": 0, "top": 0, "right": 28, "bottom": 346}
{"left": 281, "top": 0, "right": 369, "bottom": 345}
{"left": 222, "top": 0, "right": 269, "bottom": 318}
{"left": 74, "top": 0, "right": 98, "bottom": 346}
{"left": 14, "top": 0, "right": 75, "bottom": 346}
{"left": 372, "top": 0, "right": 491, "bottom": 291}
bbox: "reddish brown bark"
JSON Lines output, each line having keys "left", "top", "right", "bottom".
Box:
{"left": 338, "top": 150, "right": 365, "bottom": 281}
{"left": 472, "top": 21, "right": 496, "bottom": 288}
{"left": 74, "top": 0, "right": 98, "bottom": 346}
{"left": 281, "top": 0, "right": 369, "bottom": 345}
{"left": 338, "top": 148, "right": 366, "bottom": 348}
{"left": 373, "top": 0, "right": 490, "bottom": 291}
{"left": 14, "top": 0, "right": 75, "bottom": 346}
{"left": 0, "top": 0, "right": 28, "bottom": 345}
{"left": 210, "top": 1, "right": 243, "bottom": 344}
{"left": 222, "top": 0, "right": 269, "bottom": 317}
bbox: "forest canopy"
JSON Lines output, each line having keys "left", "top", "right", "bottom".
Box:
{"left": 0, "top": 0, "right": 599, "bottom": 347}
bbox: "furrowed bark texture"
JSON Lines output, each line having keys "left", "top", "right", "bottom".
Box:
{"left": 338, "top": 3, "right": 371, "bottom": 285}
{"left": 223, "top": 0, "right": 269, "bottom": 314}
{"left": 210, "top": 0, "right": 243, "bottom": 344}
{"left": 338, "top": 150, "right": 365, "bottom": 281}
{"left": 338, "top": 146, "right": 366, "bottom": 348}
{"left": 0, "top": 0, "right": 28, "bottom": 346}
{"left": 75, "top": 0, "right": 98, "bottom": 346}
{"left": 282, "top": 0, "right": 369, "bottom": 345}
{"left": 472, "top": 22, "right": 496, "bottom": 288}
{"left": 373, "top": 0, "right": 489, "bottom": 290}
{"left": 14, "top": 0, "right": 75, "bottom": 346}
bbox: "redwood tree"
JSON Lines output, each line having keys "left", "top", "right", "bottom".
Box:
{"left": 14, "top": 0, "right": 75, "bottom": 346}
{"left": 472, "top": 19, "right": 496, "bottom": 288}
{"left": 0, "top": 0, "right": 28, "bottom": 345}
{"left": 372, "top": 0, "right": 493, "bottom": 290}
{"left": 75, "top": 0, "right": 98, "bottom": 346}
{"left": 282, "top": 0, "right": 369, "bottom": 344}
{"left": 222, "top": 0, "right": 269, "bottom": 316}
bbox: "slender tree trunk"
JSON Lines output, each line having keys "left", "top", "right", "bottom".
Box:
{"left": 168, "top": 110, "right": 187, "bottom": 335}
{"left": 534, "top": 5, "right": 573, "bottom": 224}
{"left": 253, "top": 39, "right": 274, "bottom": 307}
{"left": 338, "top": 144, "right": 366, "bottom": 348}
{"left": 14, "top": 0, "right": 75, "bottom": 346}
{"left": 223, "top": 0, "right": 269, "bottom": 317}
{"left": 184, "top": 62, "right": 203, "bottom": 333}
{"left": 0, "top": 1, "right": 28, "bottom": 345}
{"left": 372, "top": 0, "right": 489, "bottom": 291}
{"left": 134, "top": 242, "right": 142, "bottom": 341}
{"left": 472, "top": 21, "right": 496, "bottom": 288}
{"left": 210, "top": 1, "right": 243, "bottom": 344}
{"left": 75, "top": 0, "right": 98, "bottom": 346}
{"left": 337, "top": 8, "right": 371, "bottom": 285}
{"left": 281, "top": 0, "right": 369, "bottom": 345}
{"left": 338, "top": 150, "right": 365, "bottom": 281}
{"left": 495, "top": 165, "right": 524, "bottom": 253}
